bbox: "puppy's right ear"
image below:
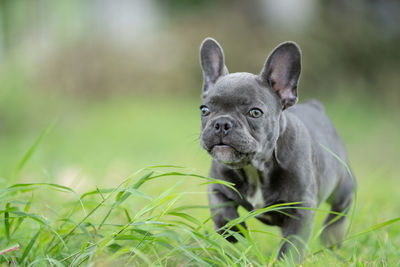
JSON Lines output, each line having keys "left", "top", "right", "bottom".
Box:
{"left": 200, "top": 38, "right": 228, "bottom": 97}
{"left": 260, "top": 42, "right": 301, "bottom": 109}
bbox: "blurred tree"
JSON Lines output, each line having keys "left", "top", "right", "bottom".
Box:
{"left": 0, "top": 0, "right": 399, "bottom": 104}
{"left": 158, "top": 0, "right": 212, "bottom": 11}
{"left": 0, "top": 0, "right": 12, "bottom": 56}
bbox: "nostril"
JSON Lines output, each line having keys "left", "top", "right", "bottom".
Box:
{"left": 224, "top": 123, "right": 231, "bottom": 131}
{"left": 215, "top": 123, "right": 220, "bottom": 130}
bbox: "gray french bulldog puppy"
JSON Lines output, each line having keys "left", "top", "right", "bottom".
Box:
{"left": 199, "top": 37, "right": 356, "bottom": 262}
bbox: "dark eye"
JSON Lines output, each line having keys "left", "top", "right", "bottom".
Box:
{"left": 200, "top": 106, "right": 211, "bottom": 116}
{"left": 248, "top": 108, "right": 263, "bottom": 118}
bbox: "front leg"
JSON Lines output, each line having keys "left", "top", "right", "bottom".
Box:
{"left": 208, "top": 185, "right": 246, "bottom": 243}
{"left": 278, "top": 208, "right": 315, "bottom": 263}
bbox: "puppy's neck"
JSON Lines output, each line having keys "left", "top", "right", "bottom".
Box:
{"left": 279, "top": 111, "right": 288, "bottom": 137}
{"left": 250, "top": 112, "right": 287, "bottom": 172}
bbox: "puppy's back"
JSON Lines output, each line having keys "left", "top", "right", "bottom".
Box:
{"left": 288, "top": 99, "right": 351, "bottom": 203}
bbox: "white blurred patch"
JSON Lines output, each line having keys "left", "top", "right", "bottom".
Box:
{"left": 93, "top": 0, "right": 161, "bottom": 46}
{"left": 56, "top": 166, "right": 88, "bottom": 193}
{"left": 261, "top": 0, "right": 317, "bottom": 29}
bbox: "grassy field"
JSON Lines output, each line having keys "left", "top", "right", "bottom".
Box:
{"left": 1, "top": 87, "right": 400, "bottom": 266}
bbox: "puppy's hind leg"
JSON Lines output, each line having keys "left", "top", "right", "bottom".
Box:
{"left": 321, "top": 176, "right": 355, "bottom": 249}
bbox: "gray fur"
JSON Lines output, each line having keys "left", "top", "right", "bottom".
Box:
{"left": 199, "top": 38, "right": 356, "bottom": 262}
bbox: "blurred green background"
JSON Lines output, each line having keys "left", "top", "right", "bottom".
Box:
{"left": 0, "top": 0, "right": 399, "bottom": 248}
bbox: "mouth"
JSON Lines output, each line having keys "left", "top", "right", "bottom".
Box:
{"left": 209, "top": 143, "right": 251, "bottom": 167}
{"left": 211, "top": 144, "right": 235, "bottom": 152}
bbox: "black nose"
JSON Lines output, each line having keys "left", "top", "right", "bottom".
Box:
{"left": 214, "top": 118, "right": 233, "bottom": 135}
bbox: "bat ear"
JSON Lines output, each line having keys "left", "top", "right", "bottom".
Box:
{"left": 260, "top": 42, "right": 301, "bottom": 109}
{"left": 200, "top": 38, "right": 228, "bottom": 97}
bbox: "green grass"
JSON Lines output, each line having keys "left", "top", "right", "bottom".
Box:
{"left": 1, "top": 92, "right": 400, "bottom": 266}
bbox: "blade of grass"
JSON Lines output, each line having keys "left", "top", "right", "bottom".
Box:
{"left": 19, "top": 230, "right": 40, "bottom": 263}
{"left": 124, "top": 208, "right": 132, "bottom": 223}
{"left": 97, "top": 172, "right": 154, "bottom": 230}
{"left": 9, "top": 210, "right": 66, "bottom": 249}
{"left": 59, "top": 244, "right": 97, "bottom": 263}
{"left": 5, "top": 203, "right": 11, "bottom": 241}
{"left": 347, "top": 216, "right": 400, "bottom": 240}
{"left": 12, "top": 121, "right": 56, "bottom": 179}
{"left": 12, "top": 193, "right": 32, "bottom": 235}
{"left": 146, "top": 165, "right": 185, "bottom": 169}
{"left": 236, "top": 223, "right": 264, "bottom": 263}
{"left": 6, "top": 183, "right": 75, "bottom": 194}
{"left": 47, "top": 171, "right": 148, "bottom": 253}
{"left": 141, "top": 172, "right": 239, "bottom": 196}
{"left": 312, "top": 216, "right": 400, "bottom": 255}
{"left": 131, "top": 171, "right": 154, "bottom": 190}
{"left": 96, "top": 182, "right": 184, "bottom": 251}
{"left": 0, "top": 244, "right": 19, "bottom": 256}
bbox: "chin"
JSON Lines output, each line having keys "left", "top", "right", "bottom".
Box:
{"left": 210, "top": 145, "right": 252, "bottom": 169}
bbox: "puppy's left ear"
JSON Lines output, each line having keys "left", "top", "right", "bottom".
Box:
{"left": 200, "top": 38, "right": 229, "bottom": 97}
{"left": 260, "top": 42, "right": 301, "bottom": 109}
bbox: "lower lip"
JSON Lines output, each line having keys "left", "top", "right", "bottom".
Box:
{"left": 213, "top": 145, "right": 234, "bottom": 151}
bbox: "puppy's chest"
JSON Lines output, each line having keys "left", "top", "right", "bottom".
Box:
{"left": 242, "top": 166, "right": 286, "bottom": 225}
{"left": 243, "top": 166, "right": 265, "bottom": 209}
{"left": 239, "top": 166, "right": 289, "bottom": 226}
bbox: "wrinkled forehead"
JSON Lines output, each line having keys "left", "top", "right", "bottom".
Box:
{"left": 203, "top": 73, "right": 271, "bottom": 107}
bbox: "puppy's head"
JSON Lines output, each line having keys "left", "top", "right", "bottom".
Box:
{"left": 199, "top": 38, "right": 301, "bottom": 169}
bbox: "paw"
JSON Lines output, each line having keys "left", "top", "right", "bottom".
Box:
{"left": 217, "top": 226, "right": 244, "bottom": 243}
{"left": 320, "top": 221, "right": 347, "bottom": 249}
